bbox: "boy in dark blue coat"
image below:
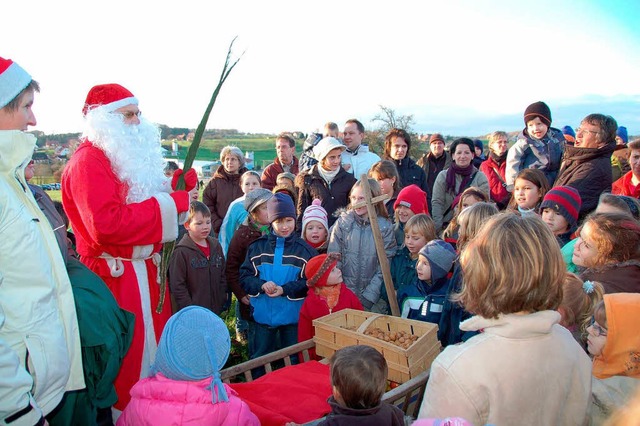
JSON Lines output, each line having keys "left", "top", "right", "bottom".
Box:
{"left": 239, "top": 193, "right": 317, "bottom": 362}
{"left": 397, "top": 239, "right": 456, "bottom": 324}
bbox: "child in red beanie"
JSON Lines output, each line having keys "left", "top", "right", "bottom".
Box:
{"left": 393, "top": 184, "right": 429, "bottom": 246}
{"left": 298, "top": 253, "right": 363, "bottom": 359}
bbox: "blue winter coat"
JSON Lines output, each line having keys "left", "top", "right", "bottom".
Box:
{"left": 397, "top": 275, "right": 449, "bottom": 325}
{"left": 240, "top": 231, "right": 317, "bottom": 327}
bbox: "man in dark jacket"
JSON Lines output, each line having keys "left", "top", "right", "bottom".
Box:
{"left": 261, "top": 133, "right": 299, "bottom": 190}
{"left": 554, "top": 114, "right": 618, "bottom": 217}
{"left": 417, "top": 133, "right": 452, "bottom": 211}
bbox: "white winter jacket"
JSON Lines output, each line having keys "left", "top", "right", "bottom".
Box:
{"left": 0, "top": 131, "right": 84, "bottom": 425}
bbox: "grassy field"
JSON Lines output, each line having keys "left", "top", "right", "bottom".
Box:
{"left": 168, "top": 137, "right": 284, "bottom": 170}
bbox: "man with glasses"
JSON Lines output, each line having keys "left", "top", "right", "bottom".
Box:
{"left": 62, "top": 83, "right": 195, "bottom": 411}
{"left": 554, "top": 114, "right": 618, "bottom": 217}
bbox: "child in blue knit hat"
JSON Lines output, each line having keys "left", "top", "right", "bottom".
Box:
{"left": 118, "top": 306, "right": 259, "bottom": 426}
{"left": 397, "top": 239, "right": 456, "bottom": 324}
{"left": 239, "top": 193, "right": 317, "bottom": 367}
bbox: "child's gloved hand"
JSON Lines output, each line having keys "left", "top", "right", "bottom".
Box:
{"left": 171, "top": 168, "right": 198, "bottom": 191}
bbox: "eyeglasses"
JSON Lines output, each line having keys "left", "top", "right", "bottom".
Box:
{"left": 117, "top": 110, "right": 142, "bottom": 120}
{"left": 589, "top": 316, "right": 607, "bottom": 337}
{"left": 576, "top": 127, "right": 600, "bottom": 136}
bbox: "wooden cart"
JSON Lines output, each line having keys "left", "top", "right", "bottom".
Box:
{"left": 219, "top": 339, "right": 430, "bottom": 423}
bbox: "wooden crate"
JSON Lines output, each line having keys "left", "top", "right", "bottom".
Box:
{"left": 313, "top": 309, "right": 441, "bottom": 383}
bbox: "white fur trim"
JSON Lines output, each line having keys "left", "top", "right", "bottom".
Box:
{"left": 131, "top": 258, "right": 157, "bottom": 378}
{"left": 0, "top": 62, "right": 32, "bottom": 109}
{"left": 154, "top": 192, "right": 178, "bottom": 242}
{"left": 88, "top": 96, "right": 138, "bottom": 114}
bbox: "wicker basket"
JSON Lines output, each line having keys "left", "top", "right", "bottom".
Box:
{"left": 313, "top": 309, "right": 441, "bottom": 383}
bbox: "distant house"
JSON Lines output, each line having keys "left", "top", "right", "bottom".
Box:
{"left": 32, "top": 152, "right": 50, "bottom": 163}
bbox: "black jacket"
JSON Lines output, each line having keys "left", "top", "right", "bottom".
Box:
{"left": 391, "top": 157, "right": 429, "bottom": 195}
{"left": 296, "top": 165, "right": 356, "bottom": 228}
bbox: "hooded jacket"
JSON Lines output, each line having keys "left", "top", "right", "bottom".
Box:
{"left": 203, "top": 165, "right": 248, "bottom": 233}
{"left": 328, "top": 210, "right": 397, "bottom": 308}
{"left": 554, "top": 142, "right": 616, "bottom": 217}
{"left": 590, "top": 293, "right": 640, "bottom": 424}
{"left": 419, "top": 311, "right": 592, "bottom": 426}
{"left": 0, "top": 131, "right": 84, "bottom": 425}
{"left": 169, "top": 234, "right": 227, "bottom": 314}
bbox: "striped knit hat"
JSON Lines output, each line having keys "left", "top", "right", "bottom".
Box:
{"left": 540, "top": 186, "right": 582, "bottom": 229}
{"left": 0, "top": 57, "right": 32, "bottom": 109}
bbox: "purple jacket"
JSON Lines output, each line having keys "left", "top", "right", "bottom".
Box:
{"left": 118, "top": 373, "right": 259, "bottom": 426}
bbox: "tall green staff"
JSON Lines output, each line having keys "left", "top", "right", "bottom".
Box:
{"left": 157, "top": 37, "right": 243, "bottom": 313}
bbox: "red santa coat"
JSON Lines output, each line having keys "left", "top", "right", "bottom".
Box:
{"left": 298, "top": 283, "right": 363, "bottom": 359}
{"left": 62, "top": 141, "right": 189, "bottom": 409}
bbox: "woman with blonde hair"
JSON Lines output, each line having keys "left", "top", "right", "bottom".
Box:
{"left": 420, "top": 213, "right": 592, "bottom": 425}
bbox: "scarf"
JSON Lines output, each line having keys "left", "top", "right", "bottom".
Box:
{"left": 445, "top": 163, "right": 474, "bottom": 194}
{"left": 250, "top": 218, "right": 270, "bottom": 235}
{"left": 317, "top": 164, "right": 340, "bottom": 187}
{"left": 315, "top": 284, "right": 342, "bottom": 311}
{"left": 307, "top": 239, "right": 327, "bottom": 250}
{"left": 489, "top": 151, "right": 508, "bottom": 165}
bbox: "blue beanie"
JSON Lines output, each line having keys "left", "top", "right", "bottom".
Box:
{"left": 562, "top": 125, "right": 575, "bottom": 138}
{"left": 267, "top": 192, "right": 296, "bottom": 222}
{"left": 151, "top": 306, "right": 230, "bottom": 403}
{"left": 616, "top": 126, "right": 628, "bottom": 144}
{"left": 418, "top": 239, "right": 457, "bottom": 282}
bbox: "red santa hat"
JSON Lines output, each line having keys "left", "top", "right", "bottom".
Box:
{"left": 82, "top": 83, "right": 138, "bottom": 116}
{"left": 0, "top": 57, "right": 32, "bottom": 109}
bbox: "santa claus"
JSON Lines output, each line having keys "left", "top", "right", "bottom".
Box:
{"left": 62, "top": 83, "right": 196, "bottom": 409}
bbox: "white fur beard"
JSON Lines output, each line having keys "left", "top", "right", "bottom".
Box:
{"left": 83, "top": 109, "right": 167, "bottom": 203}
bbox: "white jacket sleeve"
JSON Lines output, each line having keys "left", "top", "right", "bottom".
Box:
{"left": 0, "top": 304, "right": 43, "bottom": 426}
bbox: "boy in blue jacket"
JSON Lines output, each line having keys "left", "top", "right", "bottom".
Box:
{"left": 397, "top": 239, "right": 456, "bottom": 324}
{"left": 239, "top": 193, "right": 317, "bottom": 362}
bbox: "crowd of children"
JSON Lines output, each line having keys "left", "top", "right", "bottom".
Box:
{"left": 153, "top": 106, "right": 640, "bottom": 424}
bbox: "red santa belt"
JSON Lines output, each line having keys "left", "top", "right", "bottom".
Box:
{"left": 99, "top": 249, "right": 161, "bottom": 279}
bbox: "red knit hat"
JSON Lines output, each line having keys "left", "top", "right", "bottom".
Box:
{"left": 0, "top": 57, "right": 32, "bottom": 109}
{"left": 305, "top": 253, "right": 340, "bottom": 287}
{"left": 393, "top": 184, "right": 429, "bottom": 215}
{"left": 82, "top": 83, "right": 138, "bottom": 116}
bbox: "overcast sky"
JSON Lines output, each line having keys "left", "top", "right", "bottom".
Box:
{"left": 5, "top": 0, "right": 640, "bottom": 137}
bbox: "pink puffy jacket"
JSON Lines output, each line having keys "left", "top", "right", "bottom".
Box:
{"left": 117, "top": 374, "right": 260, "bottom": 426}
